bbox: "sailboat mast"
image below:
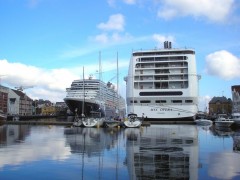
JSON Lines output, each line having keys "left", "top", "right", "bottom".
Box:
{"left": 99, "top": 51, "right": 102, "bottom": 102}
{"left": 82, "top": 66, "right": 85, "bottom": 116}
{"left": 117, "top": 52, "right": 119, "bottom": 115}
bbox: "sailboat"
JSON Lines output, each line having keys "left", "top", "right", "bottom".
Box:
{"left": 124, "top": 113, "right": 142, "bottom": 128}
{"left": 124, "top": 56, "right": 142, "bottom": 128}
{"left": 82, "top": 52, "right": 104, "bottom": 128}
{"left": 105, "top": 52, "right": 122, "bottom": 128}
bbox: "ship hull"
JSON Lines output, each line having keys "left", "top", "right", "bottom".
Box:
{"left": 128, "top": 104, "right": 197, "bottom": 121}
{"left": 64, "top": 98, "right": 124, "bottom": 119}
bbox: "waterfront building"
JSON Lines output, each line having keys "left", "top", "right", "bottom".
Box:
{"left": 7, "top": 88, "right": 20, "bottom": 115}
{"left": 232, "top": 85, "right": 240, "bottom": 113}
{"left": 41, "top": 105, "right": 56, "bottom": 115}
{"left": 208, "top": 96, "right": 232, "bottom": 116}
{"left": 0, "top": 85, "right": 8, "bottom": 115}
{"left": 12, "top": 90, "right": 33, "bottom": 116}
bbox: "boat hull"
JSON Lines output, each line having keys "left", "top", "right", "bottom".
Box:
{"left": 194, "top": 119, "right": 212, "bottom": 126}
{"left": 128, "top": 104, "right": 197, "bottom": 120}
{"left": 82, "top": 118, "right": 104, "bottom": 127}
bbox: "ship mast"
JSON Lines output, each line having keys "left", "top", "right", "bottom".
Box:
{"left": 117, "top": 52, "right": 119, "bottom": 116}
{"left": 82, "top": 66, "right": 85, "bottom": 117}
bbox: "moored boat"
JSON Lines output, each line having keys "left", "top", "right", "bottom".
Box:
{"left": 215, "top": 114, "right": 234, "bottom": 128}
{"left": 124, "top": 113, "right": 142, "bottom": 128}
{"left": 64, "top": 75, "right": 125, "bottom": 121}
{"left": 124, "top": 41, "right": 199, "bottom": 121}
{"left": 194, "top": 118, "right": 212, "bottom": 126}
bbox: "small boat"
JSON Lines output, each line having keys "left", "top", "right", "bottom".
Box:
{"left": 82, "top": 118, "right": 104, "bottom": 127}
{"left": 104, "top": 118, "right": 121, "bottom": 128}
{"left": 123, "top": 113, "right": 142, "bottom": 128}
{"left": 73, "top": 115, "right": 83, "bottom": 127}
{"left": 82, "top": 111, "right": 104, "bottom": 128}
{"left": 215, "top": 114, "right": 234, "bottom": 128}
{"left": 194, "top": 118, "right": 213, "bottom": 126}
{"left": 232, "top": 112, "right": 240, "bottom": 126}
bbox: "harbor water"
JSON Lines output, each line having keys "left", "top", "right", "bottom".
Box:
{"left": 0, "top": 122, "right": 240, "bottom": 180}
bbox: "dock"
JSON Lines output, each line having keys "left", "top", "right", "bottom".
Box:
{"left": 1, "top": 120, "right": 195, "bottom": 126}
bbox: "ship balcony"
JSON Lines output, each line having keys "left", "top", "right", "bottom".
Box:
{"left": 135, "top": 62, "right": 188, "bottom": 69}
{"left": 134, "top": 81, "right": 189, "bottom": 89}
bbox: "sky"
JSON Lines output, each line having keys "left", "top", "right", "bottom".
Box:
{"left": 0, "top": 0, "right": 240, "bottom": 112}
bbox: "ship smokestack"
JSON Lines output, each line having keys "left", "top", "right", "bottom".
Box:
{"left": 163, "top": 41, "right": 172, "bottom": 49}
{"left": 164, "top": 41, "right": 168, "bottom": 49}
{"left": 169, "top": 41, "right": 172, "bottom": 49}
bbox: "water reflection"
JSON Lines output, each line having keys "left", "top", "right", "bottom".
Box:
{"left": 124, "top": 125, "right": 198, "bottom": 180}
{"left": 0, "top": 125, "right": 70, "bottom": 169}
{"left": 1, "top": 123, "right": 240, "bottom": 179}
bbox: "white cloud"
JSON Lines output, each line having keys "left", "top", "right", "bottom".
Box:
{"left": 97, "top": 14, "right": 125, "bottom": 31}
{"left": 198, "top": 95, "right": 211, "bottom": 112}
{"left": 152, "top": 34, "right": 175, "bottom": 48}
{"left": 205, "top": 50, "right": 240, "bottom": 80}
{"left": 157, "top": 0, "right": 234, "bottom": 22}
{"left": 0, "top": 59, "right": 129, "bottom": 102}
{"left": 107, "top": 0, "right": 116, "bottom": 7}
{"left": 94, "top": 32, "right": 133, "bottom": 44}
{"left": 123, "top": 0, "right": 136, "bottom": 5}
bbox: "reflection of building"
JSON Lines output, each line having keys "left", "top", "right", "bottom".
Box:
{"left": 232, "top": 132, "right": 240, "bottom": 153}
{"left": 64, "top": 128, "right": 120, "bottom": 156}
{"left": 209, "top": 96, "right": 232, "bottom": 116}
{"left": 125, "top": 125, "right": 198, "bottom": 180}
{"left": 232, "top": 85, "right": 240, "bottom": 113}
{"left": 0, "top": 125, "right": 30, "bottom": 145}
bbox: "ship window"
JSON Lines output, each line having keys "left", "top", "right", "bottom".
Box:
{"left": 155, "top": 100, "right": 166, "bottom": 103}
{"left": 140, "top": 100, "right": 151, "bottom": 103}
{"left": 130, "top": 100, "right": 137, "bottom": 103}
{"left": 139, "top": 91, "right": 183, "bottom": 96}
{"left": 172, "top": 100, "right": 182, "bottom": 103}
{"left": 185, "top": 100, "right": 193, "bottom": 103}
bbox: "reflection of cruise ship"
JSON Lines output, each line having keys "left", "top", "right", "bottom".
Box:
{"left": 125, "top": 41, "right": 199, "bottom": 120}
{"left": 124, "top": 125, "right": 198, "bottom": 179}
{"left": 64, "top": 127, "right": 121, "bottom": 156}
{"left": 64, "top": 77, "right": 126, "bottom": 119}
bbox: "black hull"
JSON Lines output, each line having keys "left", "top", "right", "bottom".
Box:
{"left": 64, "top": 99, "right": 125, "bottom": 119}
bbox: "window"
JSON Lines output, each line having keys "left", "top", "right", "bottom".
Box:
{"left": 172, "top": 100, "right": 182, "bottom": 103}
{"left": 139, "top": 91, "right": 183, "bottom": 96}
{"left": 156, "top": 100, "right": 167, "bottom": 103}
{"left": 130, "top": 100, "right": 137, "bottom": 103}
{"left": 140, "top": 100, "right": 151, "bottom": 103}
{"left": 185, "top": 100, "right": 193, "bottom": 103}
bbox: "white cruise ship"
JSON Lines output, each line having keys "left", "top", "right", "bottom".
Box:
{"left": 64, "top": 77, "right": 126, "bottom": 119}
{"left": 125, "top": 41, "right": 199, "bottom": 120}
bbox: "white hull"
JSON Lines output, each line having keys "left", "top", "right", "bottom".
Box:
{"left": 82, "top": 118, "right": 104, "bottom": 127}
{"left": 124, "top": 113, "right": 142, "bottom": 128}
{"left": 124, "top": 120, "right": 142, "bottom": 128}
{"left": 129, "top": 104, "right": 197, "bottom": 119}
{"left": 215, "top": 121, "right": 234, "bottom": 128}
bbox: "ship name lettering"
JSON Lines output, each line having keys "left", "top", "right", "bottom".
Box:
{"left": 150, "top": 108, "right": 172, "bottom": 111}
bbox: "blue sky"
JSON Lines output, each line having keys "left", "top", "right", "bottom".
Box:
{"left": 0, "top": 0, "right": 240, "bottom": 111}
